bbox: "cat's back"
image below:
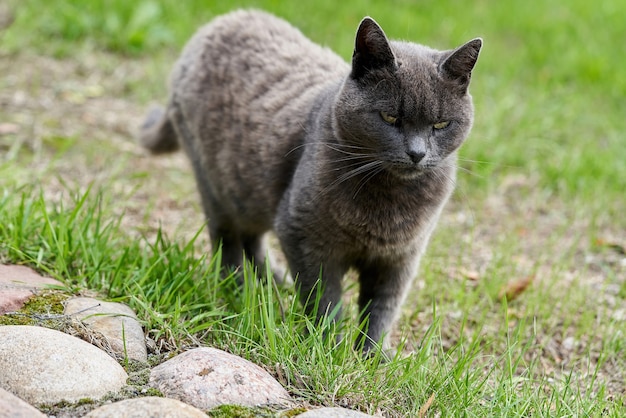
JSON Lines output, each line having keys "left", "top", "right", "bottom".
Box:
{"left": 171, "top": 10, "right": 347, "bottom": 117}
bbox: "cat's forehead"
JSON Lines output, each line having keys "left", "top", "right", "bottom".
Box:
{"left": 391, "top": 41, "right": 442, "bottom": 78}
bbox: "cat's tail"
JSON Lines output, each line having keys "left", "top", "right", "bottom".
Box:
{"left": 138, "top": 106, "right": 180, "bottom": 154}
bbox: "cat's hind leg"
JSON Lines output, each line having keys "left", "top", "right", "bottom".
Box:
{"left": 167, "top": 103, "right": 246, "bottom": 275}
{"left": 242, "top": 234, "right": 290, "bottom": 284}
{"left": 208, "top": 215, "right": 284, "bottom": 283}
{"left": 210, "top": 221, "right": 246, "bottom": 274}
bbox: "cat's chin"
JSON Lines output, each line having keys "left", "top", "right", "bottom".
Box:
{"left": 387, "top": 166, "right": 428, "bottom": 181}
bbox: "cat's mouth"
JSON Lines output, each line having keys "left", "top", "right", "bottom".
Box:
{"left": 386, "top": 161, "right": 429, "bottom": 180}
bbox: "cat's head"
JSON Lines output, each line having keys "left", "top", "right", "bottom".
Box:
{"left": 333, "top": 17, "right": 482, "bottom": 180}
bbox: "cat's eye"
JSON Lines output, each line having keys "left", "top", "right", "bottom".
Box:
{"left": 380, "top": 111, "right": 399, "bottom": 125}
{"left": 433, "top": 121, "right": 450, "bottom": 130}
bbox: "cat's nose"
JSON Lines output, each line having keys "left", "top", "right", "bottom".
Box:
{"left": 407, "top": 150, "right": 426, "bottom": 164}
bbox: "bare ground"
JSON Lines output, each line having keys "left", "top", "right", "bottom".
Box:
{"left": 1, "top": 52, "right": 204, "bottom": 243}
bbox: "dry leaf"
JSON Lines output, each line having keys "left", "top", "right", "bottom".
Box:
{"left": 594, "top": 238, "right": 626, "bottom": 255}
{"left": 451, "top": 268, "right": 480, "bottom": 282}
{"left": 498, "top": 276, "right": 534, "bottom": 302}
{"left": 461, "top": 269, "right": 480, "bottom": 281}
{"left": 418, "top": 392, "right": 435, "bottom": 418}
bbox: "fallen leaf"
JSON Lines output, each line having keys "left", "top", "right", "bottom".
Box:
{"left": 594, "top": 238, "right": 626, "bottom": 255}
{"left": 461, "top": 269, "right": 480, "bottom": 281}
{"left": 450, "top": 268, "right": 480, "bottom": 282}
{"left": 418, "top": 392, "right": 435, "bottom": 418}
{"left": 498, "top": 276, "right": 534, "bottom": 302}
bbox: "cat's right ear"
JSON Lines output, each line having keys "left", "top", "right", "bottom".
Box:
{"left": 351, "top": 17, "right": 396, "bottom": 79}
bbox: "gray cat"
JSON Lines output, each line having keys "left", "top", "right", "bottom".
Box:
{"left": 140, "top": 10, "right": 481, "bottom": 353}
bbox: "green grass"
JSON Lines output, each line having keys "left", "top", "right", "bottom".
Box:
{"left": 3, "top": 186, "right": 620, "bottom": 416}
{"left": 1, "top": 0, "right": 625, "bottom": 416}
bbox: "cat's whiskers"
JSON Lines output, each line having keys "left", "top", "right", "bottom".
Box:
{"left": 456, "top": 156, "right": 522, "bottom": 173}
{"left": 433, "top": 163, "right": 477, "bottom": 228}
{"left": 454, "top": 156, "right": 493, "bottom": 179}
{"left": 351, "top": 164, "right": 387, "bottom": 199}
{"left": 330, "top": 159, "right": 372, "bottom": 171}
{"left": 318, "top": 159, "right": 384, "bottom": 198}
{"left": 428, "top": 168, "right": 454, "bottom": 191}
{"left": 321, "top": 142, "right": 374, "bottom": 155}
{"left": 284, "top": 142, "right": 309, "bottom": 157}
{"left": 320, "top": 141, "right": 380, "bottom": 172}
{"left": 456, "top": 157, "right": 492, "bottom": 165}
{"left": 285, "top": 141, "right": 374, "bottom": 158}
{"left": 323, "top": 142, "right": 375, "bottom": 150}
{"left": 455, "top": 164, "right": 483, "bottom": 179}
{"left": 327, "top": 151, "right": 371, "bottom": 160}
{"left": 334, "top": 160, "right": 384, "bottom": 185}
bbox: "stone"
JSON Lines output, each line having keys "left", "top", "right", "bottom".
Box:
{"left": 83, "top": 397, "right": 207, "bottom": 418}
{"left": 0, "top": 325, "right": 128, "bottom": 404}
{"left": 0, "top": 264, "right": 63, "bottom": 314}
{"left": 64, "top": 297, "right": 147, "bottom": 362}
{"left": 149, "top": 347, "right": 292, "bottom": 409}
{"left": 297, "top": 407, "right": 376, "bottom": 417}
{"left": 0, "top": 387, "right": 47, "bottom": 418}
{"left": 562, "top": 336, "right": 576, "bottom": 351}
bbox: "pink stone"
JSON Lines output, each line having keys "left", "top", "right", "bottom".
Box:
{"left": 64, "top": 297, "right": 148, "bottom": 362}
{"left": 83, "top": 397, "right": 208, "bottom": 418}
{"left": 297, "top": 407, "right": 376, "bottom": 417}
{"left": 0, "top": 387, "right": 46, "bottom": 418}
{"left": 149, "top": 347, "right": 293, "bottom": 409}
{"left": 0, "top": 264, "right": 63, "bottom": 314}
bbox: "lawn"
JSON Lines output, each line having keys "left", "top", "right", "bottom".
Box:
{"left": 1, "top": 0, "right": 625, "bottom": 416}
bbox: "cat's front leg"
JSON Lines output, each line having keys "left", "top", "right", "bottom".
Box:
{"left": 355, "top": 258, "right": 418, "bottom": 354}
{"left": 274, "top": 201, "right": 343, "bottom": 322}
{"left": 286, "top": 249, "right": 347, "bottom": 324}
{"left": 276, "top": 230, "right": 346, "bottom": 325}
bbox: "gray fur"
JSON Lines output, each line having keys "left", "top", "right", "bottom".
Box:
{"left": 140, "top": 10, "right": 481, "bottom": 353}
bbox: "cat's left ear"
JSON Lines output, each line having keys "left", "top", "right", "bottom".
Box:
{"left": 440, "top": 38, "right": 483, "bottom": 89}
{"left": 351, "top": 17, "right": 396, "bottom": 79}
